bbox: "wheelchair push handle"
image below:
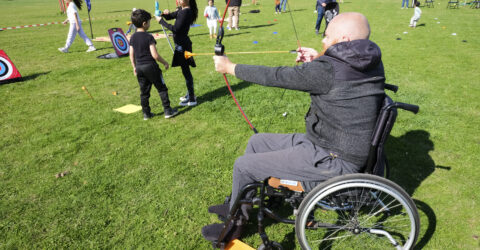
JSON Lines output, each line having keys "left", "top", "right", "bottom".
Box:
{"left": 384, "top": 83, "right": 398, "bottom": 93}
{"left": 394, "top": 102, "right": 420, "bottom": 114}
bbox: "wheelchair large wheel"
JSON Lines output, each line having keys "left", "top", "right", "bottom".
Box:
{"left": 295, "top": 174, "right": 419, "bottom": 250}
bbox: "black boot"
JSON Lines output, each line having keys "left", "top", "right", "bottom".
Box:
{"left": 201, "top": 221, "right": 244, "bottom": 243}
{"left": 164, "top": 107, "right": 179, "bottom": 119}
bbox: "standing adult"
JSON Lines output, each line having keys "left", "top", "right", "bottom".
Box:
{"left": 280, "top": 0, "right": 288, "bottom": 12}
{"left": 315, "top": 0, "right": 327, "bottom": 35}
{"left": 402, "top": 0, "right": 410, "bottom": 8}
{"left": 156, "top": 0, "right": 199, "bottom": 106}
{"left": 226, "top": 0, "right": 242, "bottom": 30}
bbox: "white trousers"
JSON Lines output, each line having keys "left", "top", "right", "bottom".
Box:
{"left": 410, "top": 17, "right": 419, "bottom": 27}
{"left": 65, "top": 22, "right": 93, "bottom": 49}
{"left": 207, "top": 19, "right": 217, "bottom": 35}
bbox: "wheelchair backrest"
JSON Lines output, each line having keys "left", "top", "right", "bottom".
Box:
{"left": 363, "top": 94, "right": 398, "bottom": 176}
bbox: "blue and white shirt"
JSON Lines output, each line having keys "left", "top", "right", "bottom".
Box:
{"left": 204, "top": 6, "right": 220, "bottom": 21}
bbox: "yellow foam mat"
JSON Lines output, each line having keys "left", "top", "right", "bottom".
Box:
{"left": 225, "top": 239, "right": 255, "bottom": 250}
{"left": 114, "top": 104, "right": 142, "bottom": 114}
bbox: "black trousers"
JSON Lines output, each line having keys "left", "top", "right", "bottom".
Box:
{"left": 181, "top": 64, "right": 195, "bottom": 100}
{"left": 172, "top": 43, "right": 196, "bottom": 101}
{"left": 136, "top": 63, "right": 171, "bottom": 114}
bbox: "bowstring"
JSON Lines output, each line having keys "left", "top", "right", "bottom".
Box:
{"left": 265, "top": 0, "right": 301, "bottom": 132}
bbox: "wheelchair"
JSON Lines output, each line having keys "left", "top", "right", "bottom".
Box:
{"left": 212, "top": 84, "right": 420, "bottom": 250}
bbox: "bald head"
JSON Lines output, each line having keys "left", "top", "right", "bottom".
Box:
{"left": 322, "top": 12, "right": 370, "bottom": 50}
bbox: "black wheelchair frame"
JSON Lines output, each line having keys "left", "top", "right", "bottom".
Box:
{"left": 214, "top": 84, "right": 420, "bottom": 250}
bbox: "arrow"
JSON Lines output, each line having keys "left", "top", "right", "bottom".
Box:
{"left": 184, "top": 50, "right": 296, "bottom": 59}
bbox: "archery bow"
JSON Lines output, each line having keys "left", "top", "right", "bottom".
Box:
{"left": 215, "top": 0, "right": 258, "bottom": 134}
{"left": 156, "top": 1, "right": 175, "bottom": 53}
{"left": 161, "top": 25, "right": 174, "bottom": 53}
{"left": 214, "top": 0, "right": 302, "bottom": 134}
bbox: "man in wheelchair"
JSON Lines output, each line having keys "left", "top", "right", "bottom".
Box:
{"left": 206, "top": 12, "right": 420, "bottom": 249}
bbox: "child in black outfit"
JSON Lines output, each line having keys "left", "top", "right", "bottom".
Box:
{"left": 155, "top": 0, "right": 198, "bottom": 106}
{"left": 129, "top": 9, "right": 178, "bottom": 120}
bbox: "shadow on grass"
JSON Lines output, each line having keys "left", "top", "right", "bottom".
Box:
{"left": 242, "top": 202, "right": 297, "bottom": 248}
{"left": 239, "top": 23, "right": 276, "bottom": 30}
{"left": 105, "top": 9, "right": 131, "bottom": 13}
{"left": 0, "top": 71, "right": 50, "bottom": 85}
{"left": 92, "top": 47, "right": 113, "bottom": 52}
{"left": 413, "top": 199, "right": 437, "bottom": 250}
{"left": 177, "top": 81, "right": 254, "bottom": 114}
{"left": 387, "top": 130, "right": 449, "bottom": 196}
{"left": 387, "top": 130, "right": 445, "bottom": 248}
{"left": 279, "top": 8, "right": 307, "bottom": 13}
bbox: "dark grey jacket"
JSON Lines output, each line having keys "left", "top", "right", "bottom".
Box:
{"left": 235, "top": 39, "right": 385, "bottom": 166}
{"left": 226, "top": 0, "right": 242, "bottom": 7}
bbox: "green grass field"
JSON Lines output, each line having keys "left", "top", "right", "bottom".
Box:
{"left": 1, "top": 0, "right": 479, "bottom": 248}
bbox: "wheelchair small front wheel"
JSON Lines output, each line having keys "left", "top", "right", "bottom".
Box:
{"left": 257, "top": 241, "right": 283, "bottom": 250}
{"left": 295, "top": 174, "right": 419, "bottom": 250}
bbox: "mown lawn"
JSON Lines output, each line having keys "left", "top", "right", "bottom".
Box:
{"left": 0, "top": 0, "right": 479, "bottom": 248}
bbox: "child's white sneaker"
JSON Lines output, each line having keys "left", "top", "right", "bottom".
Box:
{"left": 179, "top": 97, "right": 197, "bottom": 106}
{"left": 86, "top": 46, "right": 96, "bottom": 52}
{"left": 58, "top": 47, "right": 68, "bottom": 53}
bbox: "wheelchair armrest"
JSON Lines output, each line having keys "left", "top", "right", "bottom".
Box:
{"left": 394, "top": 102, "right": 420, "bottom": 114}
{"left": 384, "top": 83, "right": 398, "bottom": 93}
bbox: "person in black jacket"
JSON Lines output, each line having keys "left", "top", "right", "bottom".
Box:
{"left": 203, "top": 12, "right": 386, "bottom": 243}
{"left": 155, "top": 0, "right": 199, "bottom": 106}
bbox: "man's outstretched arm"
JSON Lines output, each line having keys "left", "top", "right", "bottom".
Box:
{"left": 213, "top": 54, "right": 333, "bottom": 94}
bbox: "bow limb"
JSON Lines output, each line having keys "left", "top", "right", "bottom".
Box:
{"left": 160, "top": 24, "right": 174, "bottom": 53}
{"left": 214, "top": 0, "right": 258, "bottom": 134}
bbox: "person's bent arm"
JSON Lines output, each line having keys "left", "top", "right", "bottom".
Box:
{"left": 161, "top": 9, "right": 177, "bottom": 20}
{"left": 129, "top": 46, "right": 136, "bottom": 75}
{"left": 159, "top": 10, "right": 186, "bottom": 33}
{"left": 150, "top": 44, "right": 169, "bottom": 69}
{"left": 74, "top": 14, "right": 80, "bottom": 30}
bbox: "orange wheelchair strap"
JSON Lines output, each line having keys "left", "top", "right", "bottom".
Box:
{"left": 225, "top": 239, "right": 255, "bottom": 250}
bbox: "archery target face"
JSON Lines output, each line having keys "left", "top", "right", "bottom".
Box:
{"left": 0, "top": 50, "right": 21, "bottom": 82}
{"left": 0, "top": 58, "right": 12, "bottom": 80}
{"left": 108, "top": 28, "right": 129, "bottom": 56}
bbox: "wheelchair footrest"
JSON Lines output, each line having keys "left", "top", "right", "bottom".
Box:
{"left": 225, "top": 239, "right": 255, "bottom": 250}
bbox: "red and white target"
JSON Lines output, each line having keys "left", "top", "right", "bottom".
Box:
{"left": 0, "top": 50, "right": 22, "bottom": 82}
{"left": 108, "top": 28, "right": 130, "bottom": 56}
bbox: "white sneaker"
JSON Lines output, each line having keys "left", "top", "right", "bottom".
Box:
{"left": 58, "top": 47, "right": 68, "bottom": 53}
{"left": 86, "top": 46, "right": 96, "bottom": 52}
{"left": 226, "top": 27, "right": 232, "bottom": 30}
{"left": 235, "top": 27, "right": 240, "bottom": 30}
{"left": 179, "top": 94, "right": 189, "bottom": 102}
{"left": 179, "top": 98, "right": 197, "bottom": 106}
